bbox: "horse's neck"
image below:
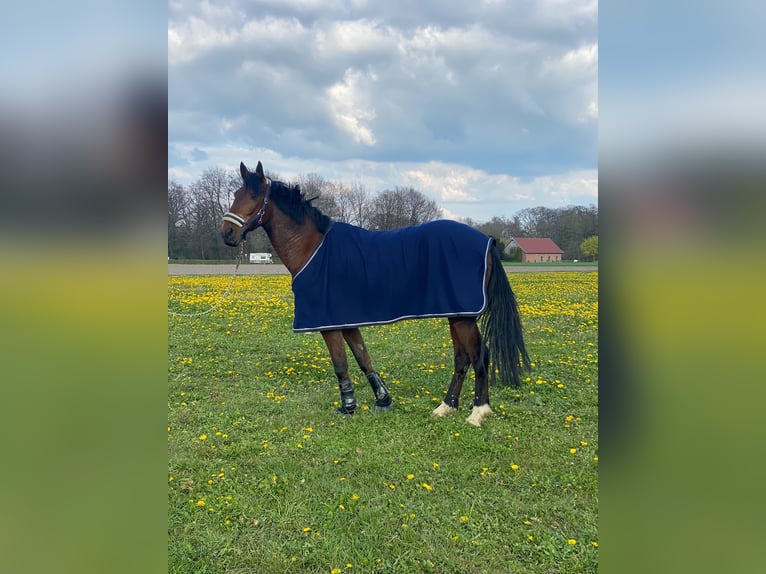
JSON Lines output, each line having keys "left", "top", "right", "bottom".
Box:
{"left": 263, "top": 213, "right": 324, "bottom": 276}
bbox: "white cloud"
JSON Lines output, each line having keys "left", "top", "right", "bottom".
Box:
{"left": 168, "top": 1, "right": 598, "bottom": 220}
{"left": 326, "top": 68, "right": 378, "bottom": 145}
{"left": 168, "top": 16, "right": 238, "bottom": 65}
{"left": 402, "top": 163, "right": 480, "bottom": 202}
{"left": 317, "top": 19, "right": 394, "bottom": 56}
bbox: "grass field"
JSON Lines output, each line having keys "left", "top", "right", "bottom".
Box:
{"left": 168, "top": 272, "right": 598, "bottom": 573}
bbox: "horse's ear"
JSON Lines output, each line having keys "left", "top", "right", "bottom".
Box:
{"left": 255, "top": 161, "right": 264, "bottom": 179}
{"left": 240, "top": 162, "right": 249, "bottom": 180}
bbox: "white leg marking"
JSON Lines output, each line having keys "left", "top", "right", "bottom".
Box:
{"left": 466, "top": 404, "right": 493, "bottom": 426}
{"left": 431, "top": 402, "right": 458, "bottom": 418}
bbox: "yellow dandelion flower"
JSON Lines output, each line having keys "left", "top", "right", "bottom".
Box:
{"left": 196, "top": 499, "right": 205, "bottom": 507}
{"left": 338, "top": 504, "right": 345, "bottom": 510}
{"left": 460, "top": 515, "right": 469, "bottom": 522}
{"left": 422, "top": 483, "right": 433, "bottom": 491}
{"left": 568, "top": 539, "right": 577, "bottom": 545}
{"left": 351, "top": 494, "right": 359, "bottom": 501}
{"left": 528, "top": 535, "right": 534, "bottom": 541}
{"left": 570, "top": 448, "right": 577, "bottom": 454}
{"left": 580, "top": 441, "right": 588, "bottom": 446}
{"left": 199, "top": 434, "right": 207, "bottom": 441}
{"left": 406, "top": 474, "right": 415, "bottom": 480}
{"left": 303, "top": 527, "right": 311, "bottom": 532}
{"left": 331, "top": 569, "right": 342, "bottom": 574}
{"left": 511, "top": 464, "right": 519, "bottom": 470}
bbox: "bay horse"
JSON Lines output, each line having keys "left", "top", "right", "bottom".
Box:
{"left": 221, "top": 161, "right": 530, "bottom": 426}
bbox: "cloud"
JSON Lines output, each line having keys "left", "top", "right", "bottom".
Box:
{"left": 402, "top": 161, "right": 597, "bottom": 209}
{"left": 326, "top": 68, "right": 378, "bottom": 145}
{"left": 168, "top": 1, "right": 598, "bottom": 218}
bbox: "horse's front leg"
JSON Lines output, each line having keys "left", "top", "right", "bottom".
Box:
{"left": 321, "top": 330, "right": 356, "bottom": 416}
{"left": 342, "top": 328, "right": 393, "bottom": 411}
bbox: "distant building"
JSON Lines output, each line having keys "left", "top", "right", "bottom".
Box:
{"left": 506, "top": 237, "right": 564, "bottom": 263}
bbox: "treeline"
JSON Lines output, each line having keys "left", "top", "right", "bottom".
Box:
{"left": 461, "top": 205, "right": 598, "bottom": 261}
{"left": 168, "top": 167, "right": 597, "bottom": 261}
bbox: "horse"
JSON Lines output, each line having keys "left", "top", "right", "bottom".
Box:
{"left": 221, "top": 161, "right": 531, "bottom": 426}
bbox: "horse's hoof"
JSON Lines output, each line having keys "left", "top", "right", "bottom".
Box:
{"left": 335, "top": 407, "right": 355, "bottom": 417}
{"left": 431, "top": 402, "right": 457, "bottom": 418}
{"left": 375, "top": 403, "right": 394, "bottom": 412}
{"left": 465, "top": 404, "right": 493, "bottom": 426}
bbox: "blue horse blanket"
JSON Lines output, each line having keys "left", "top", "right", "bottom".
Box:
{"left": 292, "top": 220, "right": 493, "bottom": 332}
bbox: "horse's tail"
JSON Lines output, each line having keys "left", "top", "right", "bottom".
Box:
{"left": 480, "top": 243, "right": 531, "bottom": 387}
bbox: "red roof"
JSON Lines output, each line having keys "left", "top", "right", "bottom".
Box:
{"left": 510, "top": 237, "right": 564, "bottom": 254}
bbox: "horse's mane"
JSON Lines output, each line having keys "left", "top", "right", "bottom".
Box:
{"left": 248, "top": 176, "right": 332, "bottom": 233}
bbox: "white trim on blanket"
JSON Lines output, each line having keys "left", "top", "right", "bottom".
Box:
{"left": 291, "top": 222, "right": 334, "bottom": 282}
{"left": 292, "top": 236, "right": 494, "bottom": 332}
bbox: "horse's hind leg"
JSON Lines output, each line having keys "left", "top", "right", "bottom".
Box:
{"left": 342, "top": 328, "right": 393, "bottom": 411}
{"left": 450, "top": 318, "right": 493, "bottom": 426}
{"left": 432, "top": 319, "right": 470, "bottom": 418}
{"left": 321, "top": 330, "right": 357, "bottom": 416}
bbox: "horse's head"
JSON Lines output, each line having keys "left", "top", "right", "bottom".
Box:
{"left": 221, "top": 161, "right": 271, "bottom": 246}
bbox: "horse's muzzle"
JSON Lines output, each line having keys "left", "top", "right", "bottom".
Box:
{"left": 221, "top": 225, "right": 240, "bottom": 247}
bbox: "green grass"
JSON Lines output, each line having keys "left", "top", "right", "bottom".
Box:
{"left": 168, "top": 272, "right": 598, "bottom": 573}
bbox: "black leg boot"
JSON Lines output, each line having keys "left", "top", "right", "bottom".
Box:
{"left": 367, "top": 372, "right": 393, "bottom": 412}
{"left": 336, "top": 379, "right": 357, "bottom": 416}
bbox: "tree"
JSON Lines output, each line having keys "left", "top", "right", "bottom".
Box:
{"left": 474, "top": 216, "right": 524, "bottom": 259}
{"left": 580, "top": 235, "right": 598, "bottom": 261}
{"left": 168, "top": 181, "right": 191, "bottom": 259}
{"left": 296, "top": 173, "right": 340, "bottom": 221}
{"left": 329, "top": 181, "right": 371, "bottom": 227}
{"left": 187, "top": 167, "right": 241, "bottom": 259}
{"left": 368, "top": 187, "right": 440, "bottom": 230}
{"left": 347, "top": 182, "right": 371, "bottom": 228}
{"left": 515, "top": 205, "right": 598, "bottom": 260}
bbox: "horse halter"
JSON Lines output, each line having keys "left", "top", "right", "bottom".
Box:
{"left": 223, "top": 178, "right": 272, "bottom": 237}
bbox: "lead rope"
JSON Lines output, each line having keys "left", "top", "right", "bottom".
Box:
{"left": 168, "top": 242, "right": 245, "bottom": 317}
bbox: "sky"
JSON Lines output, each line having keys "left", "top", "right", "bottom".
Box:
{"left": 168, "top": 0, "right": 598, "bottom": 222}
